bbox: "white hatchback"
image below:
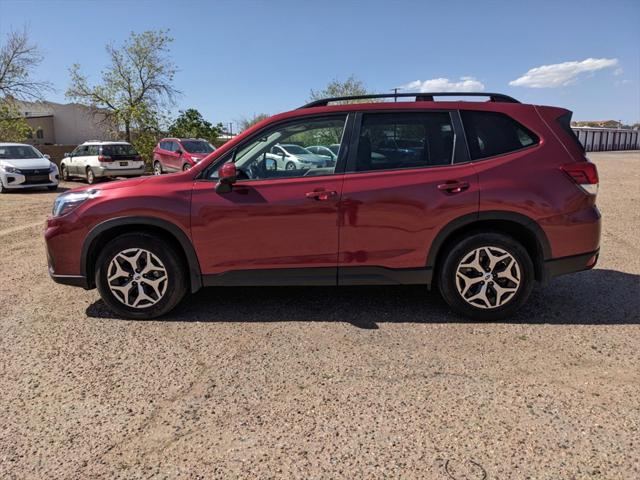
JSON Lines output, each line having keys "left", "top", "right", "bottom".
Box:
{"left": 0, "top": 143, "right": 59, "bottom": 193}
{"left": 60, "top": 141, "right": 145, "bottom": 184}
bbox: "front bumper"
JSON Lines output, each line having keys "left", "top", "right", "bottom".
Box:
{"left": 1, "top": 170, "right": 59, "bottom": 189}
{"left": 93, "top": 166, "right": 145, "bottom": 178}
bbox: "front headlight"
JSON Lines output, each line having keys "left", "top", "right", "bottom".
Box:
{"left": 52, "top": 189, "right": 100, "bottom": 217}
{"left": 1, "top": 165, "right": 21, "bottom": 174}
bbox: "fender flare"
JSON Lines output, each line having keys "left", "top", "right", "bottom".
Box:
{"left": 81, "top": 216, "right": 202, "bottom": 292}
{"left": 425, "top": 210, "right": 552, "bottom": 270}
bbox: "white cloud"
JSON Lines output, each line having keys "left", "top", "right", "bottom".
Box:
{"left": 613, "top": 67, "right": 624, "bottom": 76}
{"left": 509, "top": 58, "right": 619, "bottom": 88}
{"left": 400, "top": 76, "right": 485, "bottom": 92}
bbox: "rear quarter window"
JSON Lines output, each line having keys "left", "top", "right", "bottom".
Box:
{"left": 460, "top": 110, "right": 539, "bottom": 160}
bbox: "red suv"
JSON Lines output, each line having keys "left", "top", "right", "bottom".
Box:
{"left": 45, "top": 92, "right": 601, "bottom": 321}
{"left": 152, "top": 138, "right": 215, "bottom": 175}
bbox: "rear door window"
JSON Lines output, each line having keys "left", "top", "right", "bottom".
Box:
{"left": 460, "top": 110, "right": 538, "bottom": 160}
{"left": 355, "top": 112, "right": 455, "bottom": 172}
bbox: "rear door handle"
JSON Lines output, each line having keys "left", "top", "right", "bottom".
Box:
{"left": 305, "top": 189, "right": 337, "bottom": 201}
{"left": 437, "top": 181, "right": 470, "bottom": 194}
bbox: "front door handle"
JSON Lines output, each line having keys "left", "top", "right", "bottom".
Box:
{"left": 437, "top": 181, "right": 470, "bottom": 194}
{"left": 305, "top": 189, "right": 337, "bottom": 201}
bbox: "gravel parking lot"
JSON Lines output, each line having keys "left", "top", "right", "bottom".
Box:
{"left": 1, "top": 151, "right": 639, "bottom": 479}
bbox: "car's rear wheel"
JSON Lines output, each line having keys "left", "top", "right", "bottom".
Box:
{"left": 153, "top": 161, "right": 163, "bottom": 175}
{"left": 61, "top": 164, "right": 70, "bottom": 181}
{"left": 95, "top": 233, "right": 188, "bottom": 319}
{"left": 438, "top": 232, "right": 534, "bottom": 320}
{"left": 47, "top": 185, "right": 58, "bottom": 191}
{"left": 86, "top": 167, "right": 96, "bottom": 184}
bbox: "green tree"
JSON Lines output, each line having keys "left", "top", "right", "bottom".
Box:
{"left": 238, "top": 113, "right": 269, "bottom": 132}
{"left": 168, "top": 109, "right": 222, "bottom": 142}
{"left": 309, "top": 75, "right": 371, "bottom": 104}
{"left": 66, "top": 30, "right": 178, "bottom": 142}
{"left": 0, "top": 100, "right": 31, "bottom": 142}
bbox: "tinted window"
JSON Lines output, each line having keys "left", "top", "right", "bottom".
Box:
{"left": 461, "top": 111, "right": 538, "bottom": 160}
{"left": 73, "top": 146, "right": 88, "bottom": 156}
{"left": 101, "top": 144, "right": 138, "bottom": 156}
{"left": 0, "top": 145, "right": 43, "bottom": 159}
{"left": 88, "top": 145, "right": 100, "bottom": 155}
{"left": 356, "top": 112, "right": 454, "bottom": 172}
{"left": 181, "top": 140, "right": 214, "bottom": 154}
{"left": 211, "top": 116, "right": 346, "bottom": 181}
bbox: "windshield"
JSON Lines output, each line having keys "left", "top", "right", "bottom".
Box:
{"left": 101, "top": 144, "right": 138, "bottom": 156}
{"left": 282, "top": 144, "right": 311, "bottom": 155}
{"left": 181, "top": 140, "right": 215, "bottom": 154}
{"left": 0, "top": 145, "right": 43, "bottom": 160}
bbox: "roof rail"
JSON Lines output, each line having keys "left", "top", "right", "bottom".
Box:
{"left": 300, "top": 92, "right": 520, "bottom": 108}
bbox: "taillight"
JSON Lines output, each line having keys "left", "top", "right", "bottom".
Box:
{"left": 98, "top": 155, "right": 112, "bottom": 162}
{"left": 561, "top": 162, "right": 599, "bottom": 195}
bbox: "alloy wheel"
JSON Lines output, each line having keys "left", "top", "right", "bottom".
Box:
{"left": 455, "top": 246, "right": 521, "bottom": 309}
{"left": 107, "top": 248, "right": 168, "bottom": 308}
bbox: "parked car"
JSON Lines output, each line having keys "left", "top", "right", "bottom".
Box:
{"left": 152, "top": 138, "right": 216, "bottom": 175}
{"left": 45, "top": 92, "right": 601, "bottom": 321}
{"left": 307, "top": 145, "right": 338, "bottom": 161}
{"left": 59, "top": 141, "right": 145, "bottom": 185}
{"left": 0, "top": 143, "right": 59, "bottom": 193}
{"left": 266, "top": 144, "right": 334, "bottom": 171}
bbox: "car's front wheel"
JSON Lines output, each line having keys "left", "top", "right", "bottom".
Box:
{"left": 285, "top": 161, "right": 296, "bottom": 171}
{"left": 60, "top": 164, "right": 70, "bottom": 181}
{"left": 95, "top": 233, "right": 188, "bottom": 319}
{"left": 438, "top": 232, "right": 534, "bottom": 320}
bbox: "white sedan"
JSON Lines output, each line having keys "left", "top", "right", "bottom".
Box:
{"left": 0, "top": 143, "right": 59, "bottom": 193}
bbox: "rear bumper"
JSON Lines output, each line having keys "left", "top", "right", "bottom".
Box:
{"left": 93, "top": 166, "right": 145, "bottom": 178}
{"left": 544, "top": 249, "right": 599, "bottom": 281}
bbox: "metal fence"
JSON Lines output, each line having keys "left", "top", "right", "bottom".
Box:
{"left": 572, "top": 127, "right": 640, "bottom": 152}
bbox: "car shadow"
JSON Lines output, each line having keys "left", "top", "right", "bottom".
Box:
{"left": 86, "top": 269, "right": 640, "bottom": 328}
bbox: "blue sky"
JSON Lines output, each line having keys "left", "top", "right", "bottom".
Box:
{"left": 1, "top": 0, "right": 638, "bottom": 127}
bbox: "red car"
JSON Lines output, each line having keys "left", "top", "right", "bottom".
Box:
{"left": 45, "top": 92, "right": 601, "bottom": 320}
{"left": 152, "top": 138, "right": 216, "bottom": 174}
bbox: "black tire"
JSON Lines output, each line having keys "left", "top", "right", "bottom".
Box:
{"left": 86, "top": 167, "right": 96, "bottom": 185}
{"left": 0, "top": 180, "right": 5, "bottom": 194}
{"left": 61, "top": 164, "right": 70, "bottom": 181}
{"left": 182, "top": 163, "right": 191, "bottom": 171}
{"left": 285, "top": 161, "right": 296, "bottom": 171}
{"left": 153, "top": 161, "right": 163, "bottom": 175}
{"left": 47, "top": 185, "right": 58, "bottom": 191}
{"left": 95, "top": 232, "right": 188, "bottom": 319}
{"left": 438, "top": 232, "right": 534, "bottom": 321}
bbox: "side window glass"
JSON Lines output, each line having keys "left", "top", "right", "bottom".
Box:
{"left": 356, "top": 112, "right": 454, "bottom": 172}
{"left": 460, "top": 110, "right": 539, "bottom": 160}
{"left": 211, "top": 116, "right": 347, "bottom": 181}
{"left": 88, "top": 145, "right": 99, "bottom": 155}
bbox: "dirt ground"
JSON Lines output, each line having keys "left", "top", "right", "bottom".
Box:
{"left": 1, "top": 151, "right": 638, "bottom": 479}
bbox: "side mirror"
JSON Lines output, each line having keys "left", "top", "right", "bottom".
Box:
{"left": 215, "top": 162, "right": 237, "bottom": 194}
{"left": 44, "top": 154, "right": 51, "bottom": 160}
{"left": 176, "top": 149, "right": 183, "bottom": 156}
{"left": 265, "top": 158, "right": 277, "bottom": 171}
{"left": 64, "top": 152, "right": 71, "bottom": 158}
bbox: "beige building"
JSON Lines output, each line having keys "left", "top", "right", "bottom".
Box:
{"left": 17, "top": 101, "right": 117, "bottom": 145}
